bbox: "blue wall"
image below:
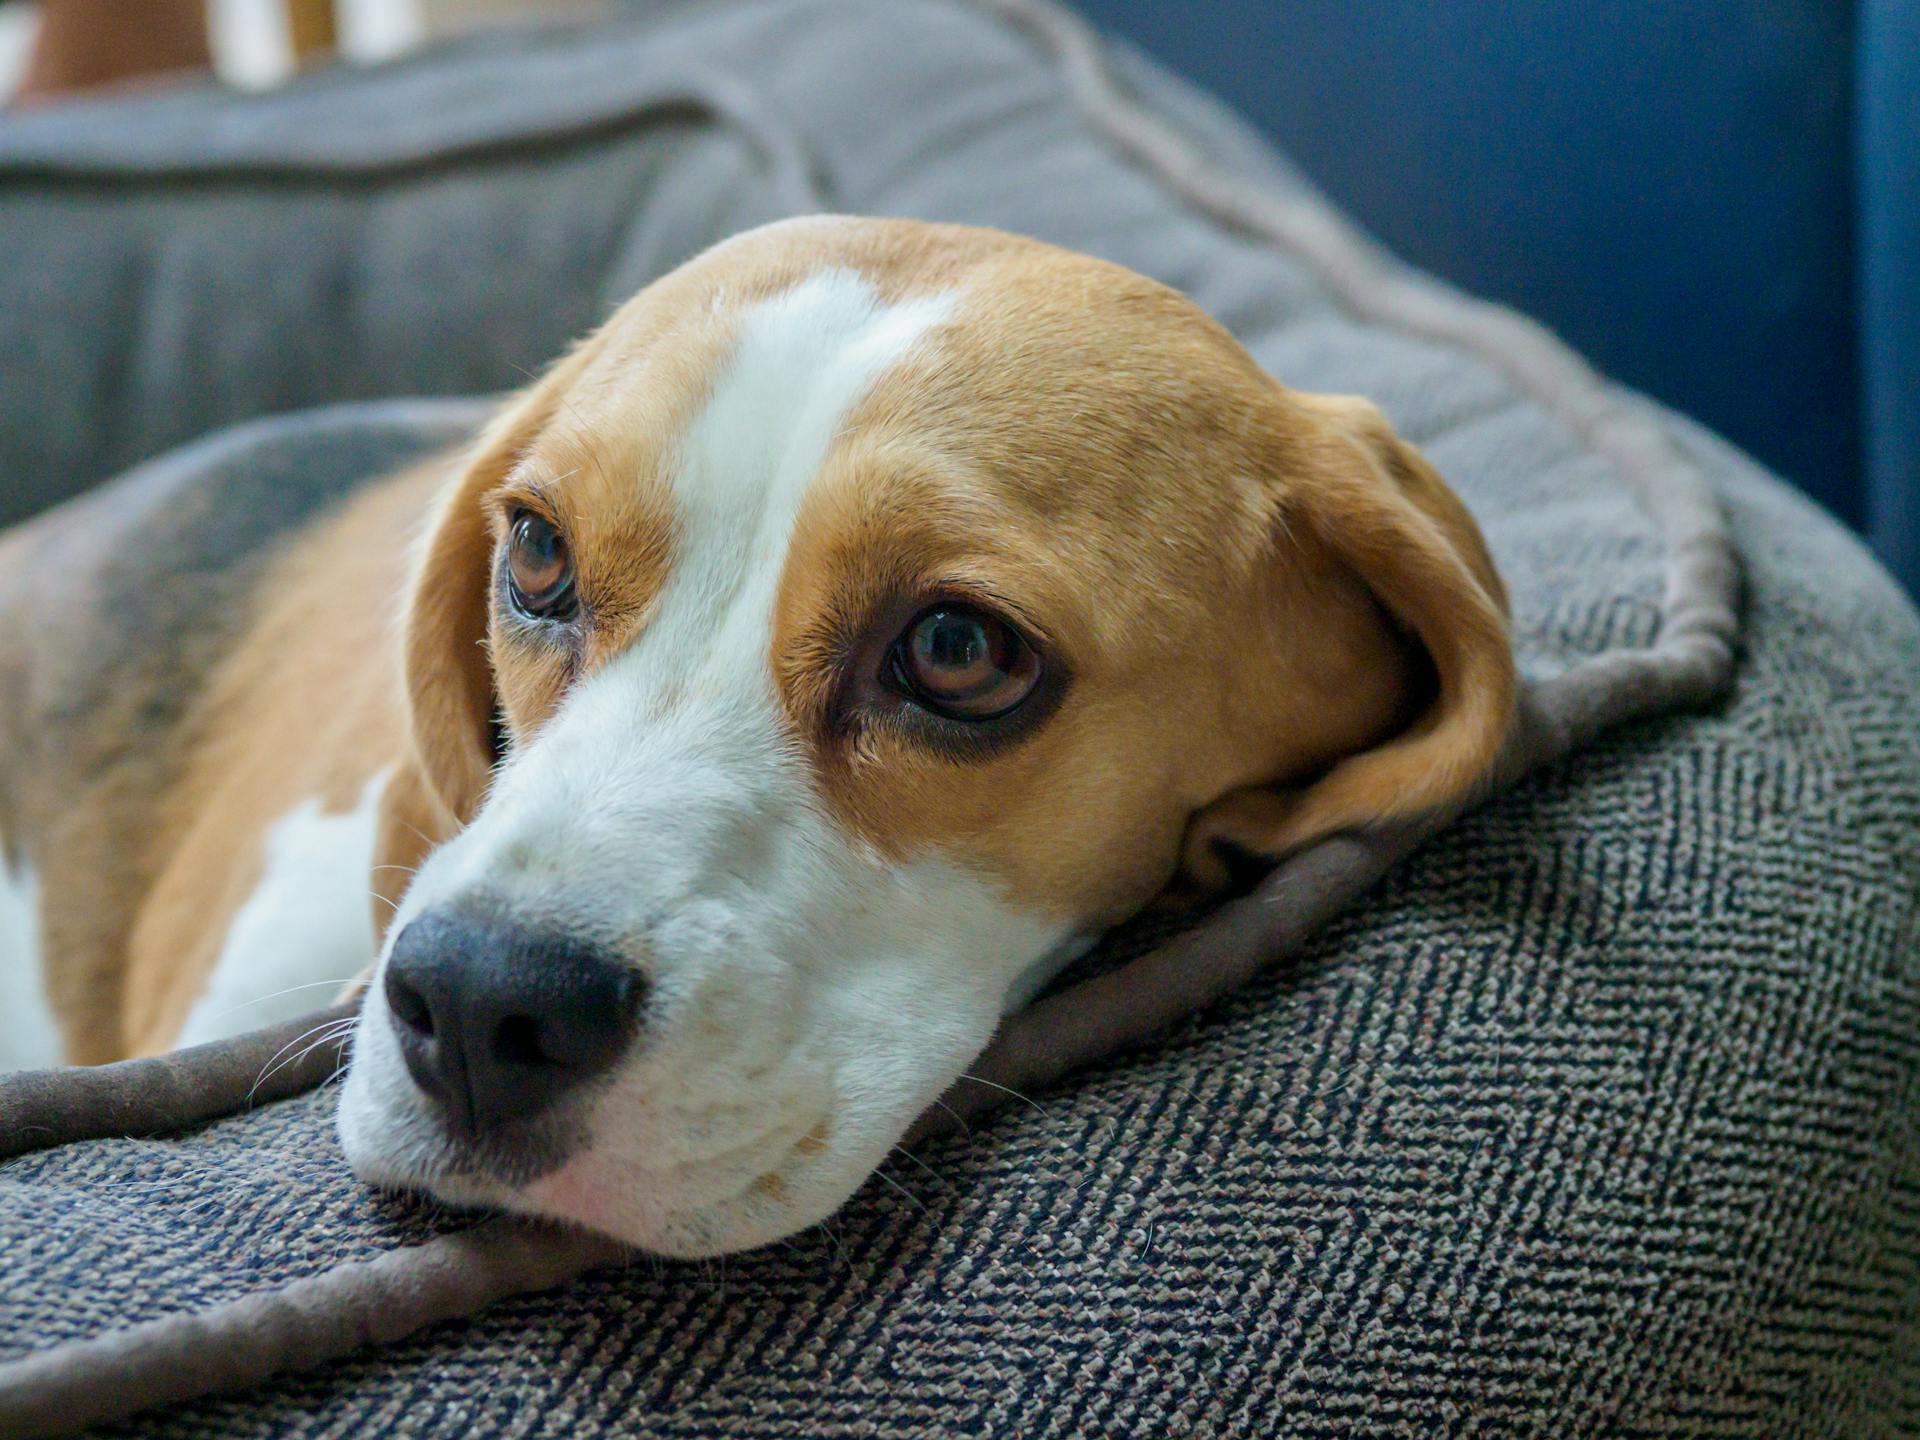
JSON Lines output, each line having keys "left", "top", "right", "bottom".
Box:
{"left": 1075, "top": 1, "right": 1863, "bottom": 529}
{"left": 1859, "top": 0, "right": 1920, "bottom": 594}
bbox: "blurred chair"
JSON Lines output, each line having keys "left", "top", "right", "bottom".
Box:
{"left": 284, "top": 0, "right": 336, "bottom": 57}
{"left": 11, "top": 0, "right": 211, "bottom": 103}
{"left": 4, "top": 0, "right": 1912, "bottom": 597}
{"left": 2, "top": 0, "right": 600, "bottom": 101}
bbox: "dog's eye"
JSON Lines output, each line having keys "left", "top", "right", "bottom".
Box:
{"left": 506, "top": 512, "right": 576, "bottom": 621}
{"left": 888, "top": 604, "right": 1041, "bottom": 720}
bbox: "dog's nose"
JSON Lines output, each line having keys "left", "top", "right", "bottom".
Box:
{"left": 382, "top": 907, "right": 644, "bottom": 1139}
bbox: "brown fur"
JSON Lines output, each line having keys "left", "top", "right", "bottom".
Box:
{"left": 0, "top": 446, "right": 427, "bottom": 1060}
{"left": 1, "top": 216, "right": 1514, "bottom": 1061}
{"left": 120, "top": 466, "right": 442, "bottom": 1055}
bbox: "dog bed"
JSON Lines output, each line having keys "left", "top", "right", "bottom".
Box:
{"left": 2, "top": 1, "right": 1917, "bottom": 1435}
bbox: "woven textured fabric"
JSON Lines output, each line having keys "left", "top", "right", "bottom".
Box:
{"left": 2, "top": 0, "right": 1917, "bottom": 1434}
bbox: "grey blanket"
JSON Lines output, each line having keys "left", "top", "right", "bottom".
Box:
{"left": 1, "top": 0, "right": 1917, "bottom": 1435}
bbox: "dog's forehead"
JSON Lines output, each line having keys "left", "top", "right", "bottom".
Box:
{"left": 506, "top": 230, "right": 1300, "bottom": 689}
{"left": 630, "top": 266, "right": 953, "bottom": 514}
{"left": 529, "top": 261, "right": 958, "bottom": 510}
{"left": 535, "top": 238, "right": 1281, "bottom": 536}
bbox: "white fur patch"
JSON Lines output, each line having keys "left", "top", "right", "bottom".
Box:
{"left": 0, "top": 842, "right": 59, "bottom": 1073}
{"left": 175, "top": 770, "right": 388, "bottom": 1050}
{"left": 341, "top": 270, "right": 1078, "bottom": 1255}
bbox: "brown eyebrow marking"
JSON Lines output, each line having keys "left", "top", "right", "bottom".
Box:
{"left": 484, "top": 471, "right": 577, "bottom": 525}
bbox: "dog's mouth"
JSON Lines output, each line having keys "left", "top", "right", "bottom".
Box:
{"left": 334, "top": 823, "right": 1041, "bottom": 1255}
{"left": 407, "top": 1108, "right": 587, "bottom": 1191}
{"left": 338, "top": 996, "right": 863, "bottom": 1254}
{"left": 366, "top": 1112, "right": 847, "bottom": 1258}
{"left": 509, "top": 1108, "right": 839, "bottom": 1250}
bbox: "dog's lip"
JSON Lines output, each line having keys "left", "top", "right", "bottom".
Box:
{"left": 374, "top": 1124, "right": 574, "bottom": 1193}
{"left": 342, "top": 1077, "right": 582, "bottom": 1194}
{"left": 512, "top": 1109, "right": 836, "bottom": 1235}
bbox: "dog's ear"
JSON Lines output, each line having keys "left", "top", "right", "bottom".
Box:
{"left": 398, "top": 337, "right": 605, "bottom": 832}
{"left": 1180, "top": 393, "right": 1516, "bottom": 889}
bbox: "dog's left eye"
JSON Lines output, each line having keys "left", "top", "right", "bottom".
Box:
{"left": 888, "top": 604, "right": 1042, "bottom": 720}
{"left": 506, "top": 512, "right": 577, "bottom": 621}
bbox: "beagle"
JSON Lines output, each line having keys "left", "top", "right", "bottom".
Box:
{"left": 0, "top": 218, "right": 1514, "bottom": 1255}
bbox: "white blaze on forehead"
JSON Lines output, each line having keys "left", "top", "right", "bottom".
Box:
{"left": 425, "top": 269, "right": 968, "bottom": 905}
{"left": 453, "top": 268, "right": 968, "bottom": 919}
{"left": 648, "top": 268, "right": 956, "bottom": 692}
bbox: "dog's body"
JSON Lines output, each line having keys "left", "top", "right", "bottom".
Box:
{"left": 0, "top": 218, "right": 1514, "bottom": 1254}
{"left": 0, "top": 431, "right": 427, "bottom": 1067}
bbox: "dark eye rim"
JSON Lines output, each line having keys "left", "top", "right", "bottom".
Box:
{"left": 883, "top": 602, "right": 1042, "bottom": 721}
{"left": 503, "top": 509, "right": 579, "bottom": 623}
{"left": 829, "top": 589, "right": 1071, "bottom": 761}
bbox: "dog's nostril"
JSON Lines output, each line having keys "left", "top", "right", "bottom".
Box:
{"left": 382, "top": 908, "right": 644, "bottom": 1137}
{"left": 385, "top": 970, "right": 435, "bottom": 1038}
{"left": 491, "top": 1014, "right": 550, "bottom": 1068}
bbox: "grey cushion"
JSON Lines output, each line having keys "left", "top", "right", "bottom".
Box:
{"left": 1, "top": 1, "right": 1916, "bottom": 1435}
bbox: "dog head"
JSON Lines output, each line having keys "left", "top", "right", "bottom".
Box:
{"left": 336, "top": 218, "right": 1513, "bottom": 1255}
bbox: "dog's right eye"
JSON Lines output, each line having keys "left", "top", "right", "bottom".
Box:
{"left": 887, "top": 604, "right": 1042, "bottom": 721}
{"left": 506, "top": 512, "right": 577, "bottom": 621}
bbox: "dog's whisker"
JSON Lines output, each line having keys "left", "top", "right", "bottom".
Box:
{"left": 888, "top": 1143, "right": 944, "bottom": 1186}
{"left": 247, "top": 1022, "right": 346, "bottom": 1100}
{"left": 925, "top": 1096, "right": 977, "bottom": 1151}
{"left": 396, "top": 819, "right": 438, "bottom": 853}
{"left": 817, "top": 1216, "right": 853, "bottom": 1276}
{"left": 283, "top": 1025, "right": 356, "bottom": 1076}
{"left": 956, "top": 1072, "right": 1051, "bottom": 1125}
{"left": 193, "top": 978, "right": 362, "bottom": 1027}
{"left": 871, "top": 1166, "right": 933, "bottom": 1221}
{"left": 247, "top": 1018, "right": 357, "bottom": 1102}
{"left": 278, "top": 1023, "right": 358, "bottom": 1078}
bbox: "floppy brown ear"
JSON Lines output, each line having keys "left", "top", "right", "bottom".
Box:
{"left": 1181, "top": 393, "right": 1517, "bottom": 887}
{"left": 363, "top": 400, "right": 548, "bottom": 949}
{"left": 395, "top": 336, "right": 608, "bottom": 834}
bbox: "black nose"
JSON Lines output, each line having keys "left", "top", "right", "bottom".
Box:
{"left": 382, "top": 907, "right": 644, "bottom": 1140}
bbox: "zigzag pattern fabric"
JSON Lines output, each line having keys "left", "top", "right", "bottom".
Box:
{"left": 0, "top": 1, "right": 1915, "bottom": 1434}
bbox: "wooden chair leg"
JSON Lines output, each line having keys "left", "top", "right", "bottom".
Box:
{"left": 15, "top": 0, "right": 213, "bottom": 105}
{"left": 286, "top": 0, "right": 340, "bottom": 62}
